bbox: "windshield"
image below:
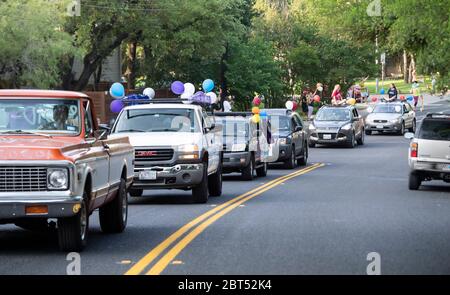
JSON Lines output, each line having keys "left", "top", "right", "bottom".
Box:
{"left": 216, "top": 117, "right": 249, "bottom": 138}
{"left": 315, "top": 108, "right": 351, "bottom": 121}
{"left": 373, "top": 104, "right": 402, "bottom": 114}
{"left": 114, "top": 108, "right": 200, "bottom": 133}
{"left": 0, "top": 99, "right": 80, "bottom": 135}
{"left": 419, "top": 119, "right": 450, "bottom": 141}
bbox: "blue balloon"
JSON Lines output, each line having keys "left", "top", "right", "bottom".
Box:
{"left": 260, "top": 111, "right": 268, "bottom": 118}
{"left": 110, "top": 82, "right": 125, "bottom": 99}
{"left": 407, "top": 95, "right": 414, "bottom": 102}
{"left": 202, "top": 79, "right": 214, "bottom": 93}
{"left": 380, "top": 88, "right": 385, "bottom": 95}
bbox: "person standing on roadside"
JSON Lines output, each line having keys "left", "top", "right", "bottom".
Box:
{"left": 301, "top": 90, "right": 308, "bottom": 115}
{"left": 431, "top": 76, "right": 437, "bottom": 95}
{"left": 411, "top": 81, "right": 424, "bottom": 111}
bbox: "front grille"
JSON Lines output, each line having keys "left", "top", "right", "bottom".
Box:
{"left": 374, "top": 120, "right": 388, "bottom": 123}
{"left": 135, "top": 148, "right": 174, "bottom": 162}
{"left": 0, "top": 167, "right": 48, "bottom": 192}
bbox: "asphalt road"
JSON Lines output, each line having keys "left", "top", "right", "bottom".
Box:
{"left": 0, "top": 103, "right": 449, "bottom": 275}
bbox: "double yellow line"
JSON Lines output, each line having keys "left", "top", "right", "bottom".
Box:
{"left": 125, "top": 163, "right": 324, "bottom": 275}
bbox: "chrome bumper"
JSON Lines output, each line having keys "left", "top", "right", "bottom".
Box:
{"left": 132, "top": 164, "right": 205, "bottom": 189}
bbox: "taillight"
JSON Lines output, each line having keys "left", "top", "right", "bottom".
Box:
{"left": 410, "top": 142, "right": 418, "bottom": 158}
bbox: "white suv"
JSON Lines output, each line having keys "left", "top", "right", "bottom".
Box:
{"left": 110, "top": 101, "right": 223, "bottom": 203}
{"left": 405, "top": 113, "right": 450, "bottom": 190}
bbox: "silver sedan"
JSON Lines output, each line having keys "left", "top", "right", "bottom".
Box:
{"left": 365, "top": 102, "right": 416, "bottom": 135}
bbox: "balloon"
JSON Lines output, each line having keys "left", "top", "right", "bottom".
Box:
{"left": 253, "top": 96, "right": 262, "bottom": 106}
{"left": 252, "top": 106, "right": 260, "bottom": 114}
{"left": 183, "top": 83, "right": 196, "bottom": 97}
{"left": 260, "top": 111, "right": 267, "bottom": 118}
{"left": 400, "top": 95, "right": 406, "bottom": 101}
{"left": 110, "top": 83, "right": 125, "bottom": 99}
{"left": 292, "top": 101, "right": 298, "bottom": 111}
{"left": 347, "top": 98, "right": 356, "bottom": 105}
{"left": 206, "top": 92, "right": 218, "bottom": 104}
{"left": 380, "top": 88, "right": 385, "bottom": 95}
{"left": 372, "top": 97, "right": 378, "bottom": 102}
{"left": 407, "top": 95, "right": 414, "bottom": 102}
{"left": 252, "top": 114, "right": 261, "bottom": 124}
{"left": 285, "top": 101, "right": 294, "bottom": 110}
{"left": 313, "top": 95, "right": 321, "bottom": 102}
{"left": 202, "top": 79, "right": 215, "bottom": 92}
{"left": 317, "top": 86, "right": 323, "bottom": 92}
{"left": 110, "top": 99, "right": 124, "bottom": 113}
{"left": 171, "top": 81, "right": 185, "bottom": 95}
{"left": 180, "top": 92, "right": 190, "bottom": 99}
{"left": 143, "top": 87, "right": 155, "bottom": 99}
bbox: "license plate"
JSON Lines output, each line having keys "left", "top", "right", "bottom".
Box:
{"left": 376, "top": 125, "right": 384, "bottom": 129}
{"left": 139, "top": 170, "right": 157, "bottom": 180}
{"left": 444, "top": 165, "right": 450, "bottom": 171}
{"left": 323, "top": 134, "right": 332, "bottom": 140}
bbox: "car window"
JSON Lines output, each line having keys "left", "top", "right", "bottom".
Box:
{"left": 315, "top": 108, "right": 351, "bottom": 121}
{"left": 293, "top": 114, "right": 303, "bottom": 127}
{"left": 418, "top": 119, "right": 450, "bottom": 141}
{"left": 83, "top": 101, "right": 94, "bottom": 137}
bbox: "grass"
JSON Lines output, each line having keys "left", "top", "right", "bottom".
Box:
{"left": 363, "top": 77, "right": 433, "bottom": 95}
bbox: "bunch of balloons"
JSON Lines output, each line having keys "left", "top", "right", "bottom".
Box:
{"left": 170, "top": 79, "right": 218, "bottom": 104}
{"left": 109, "top": 82, "right": 156, "bottom": 113}
{"left": 285, "top": 101, "right": 298, "bottom": 111}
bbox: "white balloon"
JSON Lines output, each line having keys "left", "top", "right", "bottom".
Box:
{"left": 317, "top": 86, "right": 323, "bottom": 92}
{"left": 285, "top": 101, "right": 294, "bottom": 110}
{"left": 206, "top": 92, "right": 218, "bottom": 104}
{"left": 183, "top": 83, "right": 196, "bottom": 97}
{"left": 180, "top": 92, "right": 190, "bottom": 99}
{"left": 143, "top": 87, "right": 155, "bottom": 99}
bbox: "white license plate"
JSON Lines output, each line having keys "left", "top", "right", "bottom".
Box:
{"left": 376, "top": 125, "right": 384, "bottom": 129}
{"left": 323, "top": 134, "right": 332, "bottom": 140}
{"left": 139, "top": 170, "right": 157, "bottom": 180}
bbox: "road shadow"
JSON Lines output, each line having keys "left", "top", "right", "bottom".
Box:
{"left": 128, "top": 192, "right": 195, "bottom": 205}
{"left": 0, "top": 227, "right": 59, "bottom": 252}
{"left": 419, "top": 184, "right": 450, "bottom": 193}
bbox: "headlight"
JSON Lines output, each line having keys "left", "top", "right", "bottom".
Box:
{"left": 47, "top": 168, "right": 69, "bottom": 190}
{"left": 390, "top": 118, "right": 401, "bottom": 124}
{"left": 279, "top": 138, "right": 288, "bottom": 145}
{"left": 178, "top": 144, "right": 200, "bottom": 160}
{"left": 341, "top": 123, "right": 352, "bottom": 130}
{"left": 309, "top": 124, "right": 316, "bottom": 130}
{"left": 231, "top": 143, "right": 247, "bottom": 152}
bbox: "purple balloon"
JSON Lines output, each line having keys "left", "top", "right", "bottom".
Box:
{"left": 171, "top": 81, "right": 185, "bottom": 95}
{"left": 110, "top": 99, "right": 124, "bottom": 113}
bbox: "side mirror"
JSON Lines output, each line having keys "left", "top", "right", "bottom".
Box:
{"left": 404, "top": 132, "right": 415, "bottom": 140}
{"left": 294, "top": 126, "right": 303, "bottom": 132}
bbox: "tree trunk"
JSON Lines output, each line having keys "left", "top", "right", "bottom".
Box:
{"left": 125, "top": 41, "right": 138, "bottom": 90}
{"left": 403, "top": 50, "right": 408, "bottom": 83}
{"left": 408, "top": 53, "right": 416, "bottom": 83}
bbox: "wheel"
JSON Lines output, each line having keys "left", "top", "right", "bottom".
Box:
{"left": 256, "top": 162, "right": 268, "bottom": 177}
{"left": 297, "top": 144, "right": 308, "bottom": 166}
{"left": 408, "top": 172, "right": 422, "bottom": 190}
{"left": 129, "top": 188, "right": 143, "bottom": 197}
{"left": 365, "top": 129, "right": 372, "bottom": 135}
{"left": 398, "top": 122, "right": 405, "bottom": 135}
{"left": 409, "top": 120, "right": 416, "bottom": 133}
{"left": 283, "top": 147, "right": 296, "bottom": 169}
{"left": 192, "top": 160, "right": 209, "bottom": 203}
{"left": 347, "top": 132, "right": 356, "bottom": 148}
{"left": 242, "top": 154, "right": 255, "bottom": 180}
{"left": 58, "top": 191, "right": 89, "bottom": 252}
{"left": 208, "top": 163, "right": 222, "bottom": 197}
{"left": 357, "top": 130, "right": 365, "bottom": 145}
{"left": 99, "top": 177, "right": 128, "bottom": 233}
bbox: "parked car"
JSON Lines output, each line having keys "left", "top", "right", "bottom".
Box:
{"left": 365, "top": 102, "right": 416, "bottom": 135}
{"left": 214, "top": 112, "right": 269, "bottom": 180}
{"left": 0, "top": 90, "right": 135, "bottom": 251}
{"left": 405, "top": 113, "right": 450, "bottom": 190}
{"left": 110, "top": 100, "right": 223, "bottom": 203}
{"left": 309, "top": 105, "right": 365, "bottom": 148}
{"left": 261, "top": 109, "right": 308, "bottom": 169}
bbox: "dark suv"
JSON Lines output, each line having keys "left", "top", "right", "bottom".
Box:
{"left": 215, "top": 112, "right": 268, "bottom": 180}
{"left": 262, "top": 109, "right": 308, "bottom": 169}
{"left": 309, "top": 105, "right": 365, "bottom": 148}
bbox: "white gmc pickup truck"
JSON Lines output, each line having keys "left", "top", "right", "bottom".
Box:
{"left": 109, "top": 101, "right": 223, "bottom": 203}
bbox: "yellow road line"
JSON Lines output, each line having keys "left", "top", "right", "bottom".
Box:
{"left": 146, "top": 163, "right": 324, "bottom": 275}
{"left": 125, "top": 163, "right": 322, "bottom": 275}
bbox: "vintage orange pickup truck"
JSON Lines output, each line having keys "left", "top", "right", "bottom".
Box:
{"left": 0, "top": 90, "right": 134, "bottom": 251}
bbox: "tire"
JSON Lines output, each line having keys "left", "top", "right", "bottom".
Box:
{"left": 192, "top": 160, "right": 209, "bottom": 203}
{"left": 208, "top": 162, "right": 222, "bottom": 197}
{"left": 99, "top": 177, "right": 128, "bottom": 233}
{"left": 129, "top": 188, "right": 143, "bottom": 197}
{"left": 297, "top": 144, "right": 308, "bottom": 166}
{"left": 398, "top": 122, "right": 405, "bottom": 135}
{"left": 283, "top": 147, "right": 296, "bottom": 169}
{"left": 357, "top": 130, "right": 365, "bottom": 145}
{"left": 256, "top": 162, "right": 268, "bottom": 177}
{"left": 408, "top": 172, "right": 422, "bottom": 190}
{"left": 347, "top": 132, "right": 356, "bottom": 148}
{"left": 242, "top": 154, "right": 255, "bottom": 180}
{"left": 365, "top": 130, "right": 372, "bottom": 136}
{"left": 58, "top": 191, "right": 89, "bottom": 252}
{"left": 409, "top": 120, "right": 416, "bottom": 133}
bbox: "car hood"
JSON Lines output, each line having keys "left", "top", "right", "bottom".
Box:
{"left": 367, "top": 113, "right": 401, "bottom": 121}
{"left": 0, "top": 136, "right": 84, "bottom": 161}
{"left": 109, "top": 132, "right": 203, "bottom": 148}
{"left": 312, "top": 120, "right": 350, "bottom": 128}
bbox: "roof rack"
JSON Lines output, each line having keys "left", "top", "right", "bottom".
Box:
{"left": 425, "top": 112, "right": 450, "bottom": 119}
{"left": 214, "top": 112, "right": 252, "bottom": 117}
{"left": 122, "top": 97, "right": 219, "bottom": 113}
